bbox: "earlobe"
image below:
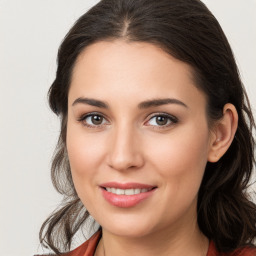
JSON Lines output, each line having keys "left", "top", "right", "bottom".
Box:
{"left": 208, "top": 103, "right": 238, "bottom": 163}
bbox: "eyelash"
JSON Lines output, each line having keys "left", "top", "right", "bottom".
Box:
{"left": 145, "top": 112, "right": 178, "bottom": 129}
{"left": 77, "top": 112, "right": 109, "bottom": 128}
{"left": 77, "top": 112, "right": 178, "bottom": 129}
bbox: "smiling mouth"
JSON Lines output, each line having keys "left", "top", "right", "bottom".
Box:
{"left": 103, "top": 187, "right": 155, "bottom": 195}
{"left": 99, "top": 182, "right": 157, "bottom": 207}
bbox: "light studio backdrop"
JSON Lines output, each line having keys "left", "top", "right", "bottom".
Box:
{"left": 0, "top": 1, "right": 255, "bottom": 256}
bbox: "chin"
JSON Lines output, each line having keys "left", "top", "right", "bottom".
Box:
{"left": 100, "top": 216, "right": 157, "bottom": 238}
{"left": 108, "top": 226, "right": 153, "bottom": 238}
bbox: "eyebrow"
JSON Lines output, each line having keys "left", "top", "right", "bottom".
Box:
{"left": 72, "top": 97, "right": 109, "bottom": 108}
{"left": 72, "top": 97, "right": 188, "bottom": 109}
{"left": 138, "top": 98, "right": 188, "bottom": 109}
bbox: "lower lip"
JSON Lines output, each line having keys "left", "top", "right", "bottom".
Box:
{"left": 101, "top": 188, "right": 156, "bottom": 208}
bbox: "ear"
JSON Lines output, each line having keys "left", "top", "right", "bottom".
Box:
{"left": 208, "top": 103, "right": 238, "bottom": 163}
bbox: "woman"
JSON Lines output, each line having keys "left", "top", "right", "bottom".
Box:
{"left": 38, "top": 0, "right": 256, "bottom": 255}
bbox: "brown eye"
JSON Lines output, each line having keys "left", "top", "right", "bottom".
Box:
{"left": 91, "top": 115, "right": 103, "bottom": 125}
{"left": 156, "top": 116, "right": 168, "bottom": 125}
{"left": 146, "top": 114, "right": 178, "bottom": 127}
{"left": 79, "top": 113, "right": 108, "bottom": 127}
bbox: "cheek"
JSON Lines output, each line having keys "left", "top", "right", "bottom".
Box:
{"left": 67, "top": 124, "right": 105, "bottom": 173}
{"left": 144, "top": 126, "right": 210, "bottom": 223}
{"left": 146, "top": 124, "right": 210, "bottom": 189}
{"left": 66, "top": 123, "right": 106, "bottom": 203}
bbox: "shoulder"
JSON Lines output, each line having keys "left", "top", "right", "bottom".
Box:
{"left": 207, "top": 241, "right": 256, "bottom": 256}
{"left": 35, "top": 231, "right": 101, "bottom": 256}
{"left": 63, "top": 231, "right": 101, "bottom": 256}
{"left": 229, "top": 247, "right": 256, "bottom": 256}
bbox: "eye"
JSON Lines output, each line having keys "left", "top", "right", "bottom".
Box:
{"left": 145, "top": 113, "right": 178, "bottom": 127}
{"left": 78, "top": 113, "right": 109, "bottom": 127}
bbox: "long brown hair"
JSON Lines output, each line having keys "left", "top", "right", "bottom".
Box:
{"left": 40, "top": 0, "right": 256, "bottom": 254}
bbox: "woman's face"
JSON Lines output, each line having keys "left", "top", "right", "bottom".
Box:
{"left": 67, "top": 40, "right": 215, "bottom": 237}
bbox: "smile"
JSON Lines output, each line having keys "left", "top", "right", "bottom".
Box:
{"left": 105, "top": 187, "right": 151, "bottom": 195}
{"left": 100, "top": 182, "right": 157, "bottom": 208}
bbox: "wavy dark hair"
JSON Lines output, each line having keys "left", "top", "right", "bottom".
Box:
{"left": 39, "top": 0, "right": 256, "bottom": 254}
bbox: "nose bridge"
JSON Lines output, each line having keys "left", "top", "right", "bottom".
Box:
{"left": 107, "top": 121, "right": 143, "bottom": 171}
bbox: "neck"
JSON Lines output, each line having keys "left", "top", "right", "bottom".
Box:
{"left": 95, "top": 218, "right": 209, "bottom": 256}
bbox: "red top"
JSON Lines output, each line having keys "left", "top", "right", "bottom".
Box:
{"left": 38, "top": 231, "right": 256, "bottom": 256}
{"left": 207, "top": 240, "right": 256, "bottom": 256}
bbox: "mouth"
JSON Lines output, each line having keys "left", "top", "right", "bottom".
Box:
{"left": 102, "top": 187, "right": 155, "bottom": 195}
{"left": 99, "top": 182, "right": 157, "bottom": 208}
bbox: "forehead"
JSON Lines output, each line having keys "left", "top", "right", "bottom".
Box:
{"left": 72, "top": 40, "right": 194, "bottom": 85}
{"left": 69, "top": 40, "right": 206, "bottom": 111}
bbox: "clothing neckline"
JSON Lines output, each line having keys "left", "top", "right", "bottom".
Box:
{"left": 84, "top": 231, "right": 215, "bottom": 256}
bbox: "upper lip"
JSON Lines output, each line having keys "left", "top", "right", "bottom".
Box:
{"left": 99, "top": 182, "right": 156, "bottom": 190}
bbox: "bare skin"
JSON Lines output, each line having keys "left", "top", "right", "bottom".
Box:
{"left": 67, "top": 40, "right": 238, "bottom": 256}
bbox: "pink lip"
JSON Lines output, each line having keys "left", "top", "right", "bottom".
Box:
{"left": 100, "top": 182, "right": 155, "bottom": 189}
{"left": 99, "top": 182, "right": 157, "bottom": 208}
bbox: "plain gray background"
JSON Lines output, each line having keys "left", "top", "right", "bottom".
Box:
{"left": 0, "top": 1, "right": 255, "bottom": 255}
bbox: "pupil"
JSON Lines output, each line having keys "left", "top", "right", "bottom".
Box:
{"left": 92, "top": 115, "right": 103, "bottom": 125}
{"left": 156, "top": 116, "right": 167, "bottom": 125}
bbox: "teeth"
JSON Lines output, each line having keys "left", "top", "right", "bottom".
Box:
{"left": 105, "top": 187, "right": 151, "bottom": 195}
{"left": 116, "top": 188, "right": 124, "bottom": 195}
{"left": 134, "top": 188, "right": 140, "bottom": 194}
{"left": 125, "top": 189, "right": 134, "bottom": 195}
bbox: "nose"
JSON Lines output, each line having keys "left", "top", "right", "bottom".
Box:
{"left": 106, "top": 124, "right": 144, "bottom": 171}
